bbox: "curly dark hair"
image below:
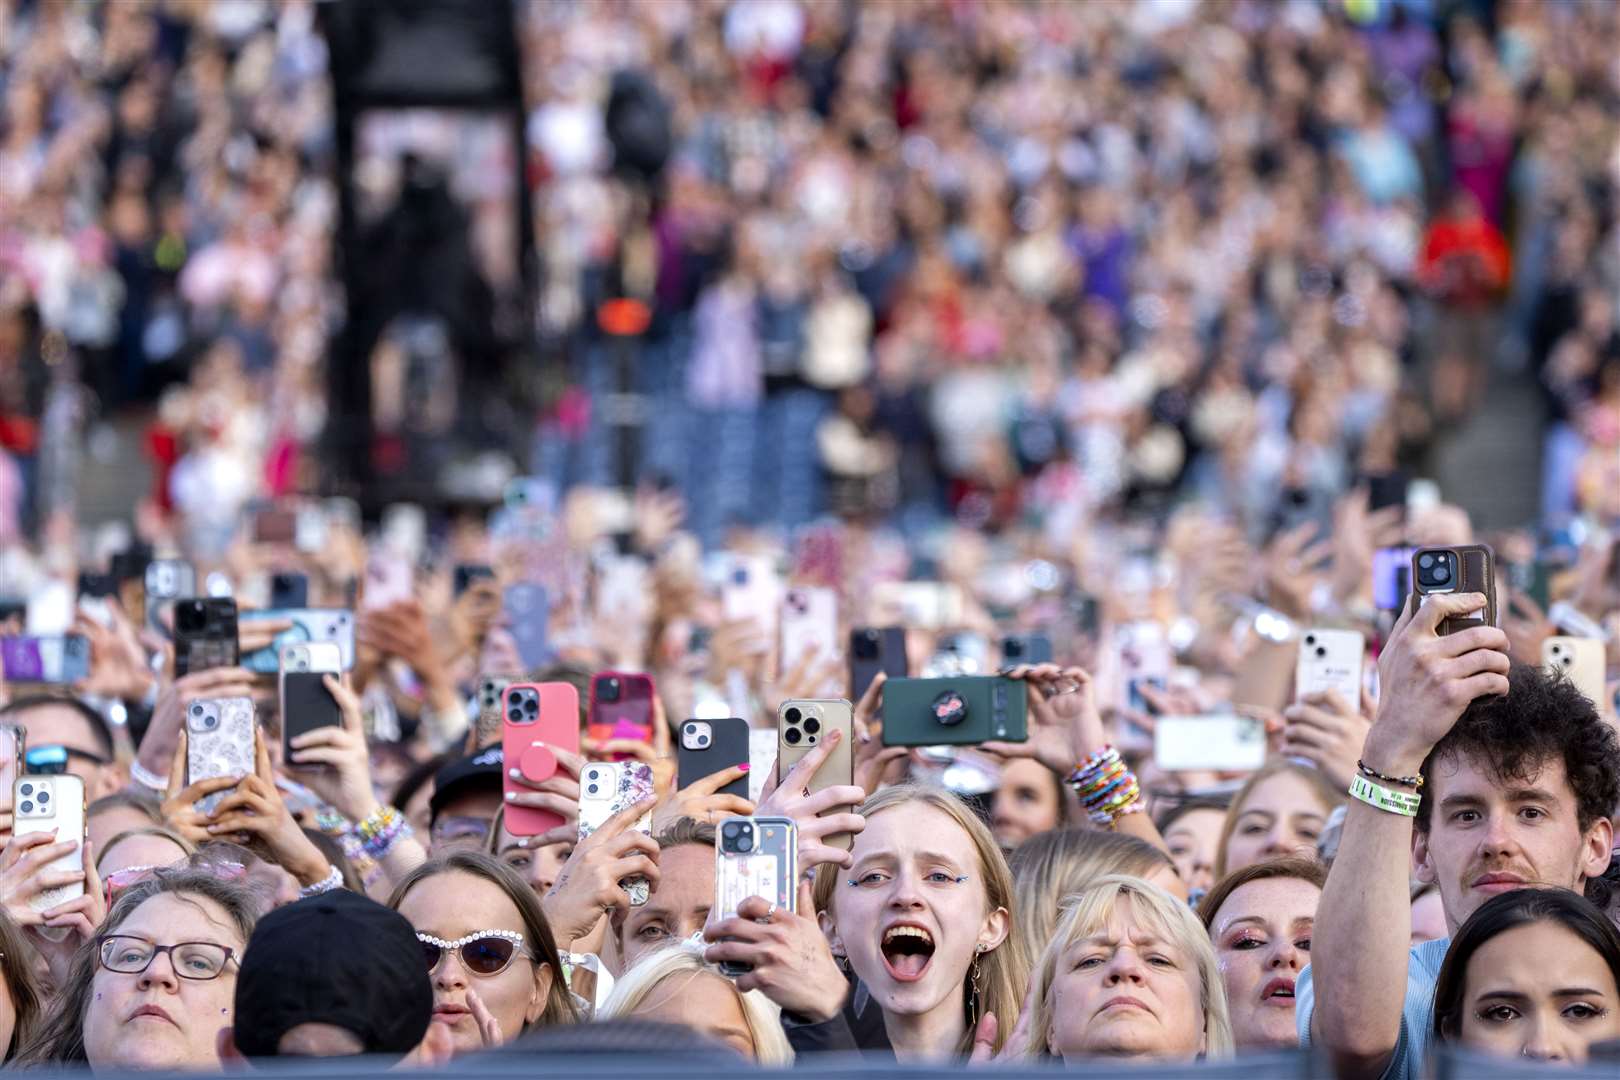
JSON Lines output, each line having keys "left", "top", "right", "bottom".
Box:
{"left": 1416, "top": 662, "right": 1620, "bottom": 836}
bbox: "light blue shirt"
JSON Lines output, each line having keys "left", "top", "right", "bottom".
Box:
{"left": 1296, "top": 937, "right": 1451, "bottom": 1080}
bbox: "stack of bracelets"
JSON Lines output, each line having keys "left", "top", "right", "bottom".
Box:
{"left": 1066, "top": 746, "right": 1143, "bottom": 826}
{"left": 355, "top": 805, "right": 413, "bottom": 861}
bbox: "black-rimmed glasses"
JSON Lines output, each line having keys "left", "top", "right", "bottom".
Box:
{"left": 97, "top": 936, "right": 237, "bottom": 980}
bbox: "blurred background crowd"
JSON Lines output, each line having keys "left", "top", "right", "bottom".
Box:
{"left": 0, "top": 0, "right": 1614, "bottom": 556}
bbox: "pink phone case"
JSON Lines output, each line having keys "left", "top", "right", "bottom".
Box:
{"left": 502, "top": 683, "right": 581, "bottom": 837}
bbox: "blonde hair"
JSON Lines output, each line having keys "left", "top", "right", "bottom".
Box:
{"left": 812, "top": 783, "right": 1030, "bottom": 1056}
{"left": 96, "top": 826, "right": 196, "bottom": 874}
{"left": 597, "top": 942, "right": 794, "bottom": 1065}
{"left": 1214, "top": 760, "right": 1343, "bottom": 879}
{"left": 1026, "top": 874, "right": 1233, "bottom": 1061}
{"left": 1009, "top": 829, "right": 1177, "bottom": 958}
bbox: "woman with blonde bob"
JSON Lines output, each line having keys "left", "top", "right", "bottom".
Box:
{"left": 597, "top": 942, "right": 794, "bottom": 1064}
{"left": 812, "top": 784, "right": 1028, "bottom": 1060}
{"left": 1026, "top": 874, "right": 1233, "bottom": 1062}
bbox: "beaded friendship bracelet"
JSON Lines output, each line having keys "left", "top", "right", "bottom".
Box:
{"left": 1065, "top": 745, "right": 1143, "bottom": 827}
{"left": 1356, "top": 759, "right": 1423, "bottom": 790}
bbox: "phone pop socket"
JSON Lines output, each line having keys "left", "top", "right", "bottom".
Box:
{"left": 519, "top": 743, "right": 559, "bottom": 783}
{"left": 931, "top": 689, "right": 968, "bottom": 727}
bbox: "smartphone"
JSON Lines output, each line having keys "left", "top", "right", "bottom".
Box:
{"left": 453, "top": 564, "right": 495, "bottom": 598}
{"left": 280, "top": 672, "right": 342, "bottom": 766}
{"left": 25, "top": 581, "right": 73, "bottom": 635}
{"left": 777, "top": 699, "right": 854, "bottom": 849}
{"left": 240, "top": 609, "right": 355, "bottom": 674}
{"left": 1116, "top": 622, "right": 1171, "bottom": 713}
{"left": 780, "top": 587, "right": 838, "bottom": 675}
{"left": 587, "top": 673, "right": 655, "bottom": 758}
{"left": 933, "top": 632, "right": 990, "bottom": 675}
{"left": 362, "top": 554, "right": 413, "bottom": 611}
{"left": 1372, "top": 546, "right": 1417, "bottom": 611}
{"left": 677, "top": 717, "right": 750, "bottom": 799}
{"left": 504, "top": 476, "right": 556, "bottom": 513}
{"left": 112, "top": 547, "right": 151, "bottom": 630}
{"left": 1543, "top": 637, "right": 1606, "bottom": 710}
{"left": 880, "top": 676, "right": 1028, "bottom": 747}
{"left": 1364, "top": 471, "right": 1409, "bottom": 514}
{"left": 595, "top": 555, "right": 649, "bottom": 624}
{"left": 1001, "top": 633, "right": 1053, "bottom": 666}
{"left": 1154, "top": 715, "right": 1268, "bottom": 772}
{"left": 0, "top": 634, "right": 91, "bottom": 684}
{"left": 1411, "top": 545, "right": 1497, "bottom": 633}
{"left": 502, "top": 683, "right": 581, "bottom": 837}
{"left": 1294, "top": 629, "right": 1365, "bottom": 706}
{"left": 472, "top": 675, "right": 512, "bottom": 751}
{"left": 578, "top": 761, "right": 655, "bottom": 905}
{"left": 849, "top": 626, "right": 907, "bottom": 701}
{"left": 871, "top": 581, "right": 964, "bottom": 631}
{"left": 186, "top": 697, "right": 255, "bottom": 814}
{"left": 13, "top": 773, "right": 85, "bottom": 911}
{"left": 144, "top": 559, "right": 196, "bottom": 636}
{"left": 269, "top": 572, "right": 308, "bottom": 610}
{"left": 1504, "top": 559, "right": 1553, "bottom": 613}
{"left": 173, "top": 598, "right": 239, "bottom": 678}
{"left": 715, "top": 816, "right": 797, "bottom": 976}
{"left": 721, "top": 555, "right": 780, "bottom": 628}
{"left": 503, "top": 583, "right": 550, "bottom": 669}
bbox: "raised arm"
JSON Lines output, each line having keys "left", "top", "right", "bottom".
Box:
{"left": 1309, "top": 592, "right": 1509, "bottom": 1077}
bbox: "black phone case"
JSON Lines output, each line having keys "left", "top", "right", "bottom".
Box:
{"left": 281, "top": 672, "right": 341, "bottom": 759}
{"left": 677, "top": 717, "right": 750, "bottom": 800}
{"left": 269, "top": 574, "right": 308, "bottom": 609}
{"left": 849, "top": 627, "right": 907, "bottom": 701}
{"left": 174, "top": 600, "right": 239, "bottom": 678}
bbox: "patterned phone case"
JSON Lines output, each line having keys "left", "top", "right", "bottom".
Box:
{"left": 187, "top": 697, "right": 256, "bottom": 815}
{"left": 578, "top": 762, "right": 655, "bottom": 905}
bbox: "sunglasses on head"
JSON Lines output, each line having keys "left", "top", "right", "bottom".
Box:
{"left": 417, "top": 930, "right": 528, "bottom": 976}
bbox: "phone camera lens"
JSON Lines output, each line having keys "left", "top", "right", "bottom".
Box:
{"left": 803, "top": 717, "right": 821, "bottom": 735}
{"left": 1005, "top": 640, "right": 1023, "bottom": 658}
{"left": 722, "top": 822, "right": 740, "bottom": 839}
{"left": 784, "top": 708, "right": 801, "bottom": 724}
{"left": 698, "top": 735, "right": 710, "bottom": 747}
{"left": 1304, "top": 635, "right": 1316, "bottom": 646}
{"left": 1418, "top": 554, "right": 1434, "bottom": 569}
{"left": 1432, "top": 564, "right": 1450, "bottom": 584}
{"left": 191, "top": 704, "right": 203, "bottom": 716}
{"left": 19, "top": 784, "right": 31, "bottom": 797}
{"left": 587, "top": 783, "right": 599, "bottom": 795}
{"left": 37, "top": 789, "right": 48, "bottom": 803}
{"left": 737, "top": 834, "right": 753, "bottom": 852}
{"left": 784, "top": 728, "right": 801, "bottom": 745}
{"left": 684, "top": 723, "right": 697, "bottom": 734}
{"left": 1315, "top": 647, "right": 1326, "bottom": 658}
{"left": 524, "top": 698, "right": 538, "bottom": 715}
{"left": 19, "top": 801, "right": 31, "bottom": 814}
{"left": 508, "top": 707, "right": 522, "bottom": 722}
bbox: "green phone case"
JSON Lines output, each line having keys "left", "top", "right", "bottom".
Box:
{"left": 880, "top": 676, "right": 1028, "bottom": 747}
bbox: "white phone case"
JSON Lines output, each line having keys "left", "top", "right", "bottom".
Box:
{"left": 1543, "top": 637, "right": 1606, "bottom": 710}
{"left": 13, "top": 774, "right": 85, "bottom": 911}
{"left": 780, "top": 587, "right": 838, "bottom": 674}
{"left": 577, "top": 762, "right": 654, "bottom": 905}
{"left": 1154, "top": 715, "right": 1268, "bottom": 773}
{"left": 1294, "top": 629, "right": 1365, "bottom": 707}
{"left": 186, "top": 697, "right": 256, "bottom": 814}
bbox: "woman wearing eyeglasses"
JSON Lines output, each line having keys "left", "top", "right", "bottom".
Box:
{"left": 16, "top": 869, "right": 260, "bottom": 1068}
{"left": 388, "top": 851, "right": 577, "bottom": 1054}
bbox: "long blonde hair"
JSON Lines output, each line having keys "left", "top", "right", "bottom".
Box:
{"left": 598, "top": 942, "right": 794, "bottom": 1065}
{"left": 1026, "top": 874, "right": 1234, "bottom": 1061}
{"left": 812, "top": 783, "right": 1029, "bottom": 1056}
{"left": 1214, "top": 759, "right": 1342, "bottom": 879}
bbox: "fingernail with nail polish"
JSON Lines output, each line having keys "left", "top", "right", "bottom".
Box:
{"left": 737, "top": 763, "right": 750, "bottom": 772}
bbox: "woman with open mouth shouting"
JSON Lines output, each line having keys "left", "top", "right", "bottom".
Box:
{"left": 811, "top": 784, "right": 1029, "bottom": 1060}
{"left": 1026, "top": 874, "right": 1233, "bottom": 1062}
{"left": 1198, "top": 857, "right": 1325, "bottom": 1052}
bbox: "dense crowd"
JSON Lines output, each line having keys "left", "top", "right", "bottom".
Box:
{"left": 0, "top": 0, "right": 1616, "bottom": 1076}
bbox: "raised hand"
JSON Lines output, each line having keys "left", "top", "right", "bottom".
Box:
{"left": 657, "top": 765, "right": 754, "bottom": 829}
{"left": 757, "top": 729, "right": 866, "bottom": 874}
{"left": 542, "top": 797, "right": 659, "bottom": 946}
{"left": 203, "top": 732, "right": 331, "bottom": 887}
{"left": 1281, "top": 689, "right": 1373, "bottom": 791}
{"left": 286, "top": 675, "right": 378, "bottom": 822}
{"left": 702, "top": 877, "right": 846, "bottom": 1022}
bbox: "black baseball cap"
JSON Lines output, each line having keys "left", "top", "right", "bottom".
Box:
{"left": 428, "top": 745, "right": 504, "bottom": 824}
{"left": 233, "top": 890, "right": 431, "bottom": 1060}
